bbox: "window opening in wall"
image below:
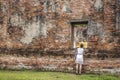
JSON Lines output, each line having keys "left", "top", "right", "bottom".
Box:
{"left": 71, "top": 20, "right": 88, "bottom": 48}
{"left": 116, "top": 12, "right": 120, "bottom": 30}
{"left": 116, "top": 0, "right": 120, "bottom": 30}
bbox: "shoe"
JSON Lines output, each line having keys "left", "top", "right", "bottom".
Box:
{"left": 78, "top": 72, "right": 81, "bottom": 75}
{"left": 76, "top": 73, "right": 78, "bottom": 75}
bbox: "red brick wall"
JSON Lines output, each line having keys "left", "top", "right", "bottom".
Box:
{"left": 0, "top": 0, "right": 119, "bottom": 57}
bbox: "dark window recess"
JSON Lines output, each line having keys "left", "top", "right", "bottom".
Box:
{"left": 116, "top": 0, "right": 120, "bottom": 30}
{"left": 70, "top": 20, "right": 88, "bottom": 48}
{"left": 116, "top": 12, "right": 120, "bottom": 30}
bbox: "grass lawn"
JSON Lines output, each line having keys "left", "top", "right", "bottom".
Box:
{"left": 0, "top": 70, "right": 119, "bottom": 80}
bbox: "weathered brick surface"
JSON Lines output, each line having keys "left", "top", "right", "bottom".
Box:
{"left": 0, "top": 0, "right": 119, "bottom": 56}
{"left": 0, "top": 56, "right": 120, "bottom": 74}
{"left": 0, "top": 0, "right": 120, "bottom": 73}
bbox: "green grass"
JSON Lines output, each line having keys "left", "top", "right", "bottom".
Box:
{"left": 0, "top": 70, "right": 119, "bottom": 80}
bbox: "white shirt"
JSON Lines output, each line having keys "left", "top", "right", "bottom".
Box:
{"left": 77, "top": 48, "right": 84, "bottom": 55}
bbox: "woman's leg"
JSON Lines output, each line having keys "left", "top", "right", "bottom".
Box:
{"left": 79, "top": 64, "right": 82, "bottom": 74}
{"left": 76, "top": 64, "right": 78, "bottom": 74}
{"left": 78, "top": 64, "right": 80, "bottom": 74}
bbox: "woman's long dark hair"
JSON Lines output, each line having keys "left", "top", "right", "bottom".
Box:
{"left": 80, "top": 44, "right": 84, "bottom": 48}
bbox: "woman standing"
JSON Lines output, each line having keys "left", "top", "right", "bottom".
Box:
{"left": 75, "top": 44, "right": 84, "bottom": 75}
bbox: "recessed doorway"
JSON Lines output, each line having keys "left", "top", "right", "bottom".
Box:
{"left": 70, "top": 20, "right": 88, "bottom": 48}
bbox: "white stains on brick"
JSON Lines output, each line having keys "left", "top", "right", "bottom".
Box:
{"left": 1, "top": 2, "right": 7, "bottom": 13}
{"left": 94, "top": 0, "right": 103, "bottom": 12}
{"left": 20, "top": 21, "right": 40, "bottom": 44}
{"left": 43, "top": 0, "right": 48, "bottom": 13}
{"left": 40, "top": 21, "right": 55, "bottom": 37}
{"left": 33, "top": 0, "right": 40, "bottom": 6}
{"left": 88, "top": 21, "right": 97, "bottom": 36}
{"left": 10, "top": 13, "right": 25, "bottom": 26}
{"left": 62, "top": 1, "right": 71, "bottom": 13}
{"left": 6, "top": 41, "right": 12, "bottom": 48}
{"left": 20, "top": 6, "right": 25, "bottom": 12}
{"left": 40, "top": 22, "right": 47, "bottom": 37}
{"left": 20, "top": 20, "right": 54, "bottom": 44}
{"left": 88, "top": 21, "right": 104, "bottom": 39}
{"left": 96, "top": 22, "right": 105, "bottom": 38}
{"left": 51, "top": 0, "right": 56, "bottom": 12}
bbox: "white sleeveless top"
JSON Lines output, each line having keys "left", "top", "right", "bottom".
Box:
{"left": 75, "top": 48, "right": 84, "bottom": 64}
{"left": 77, "top": 48, "right": 84, "bottom": 55}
